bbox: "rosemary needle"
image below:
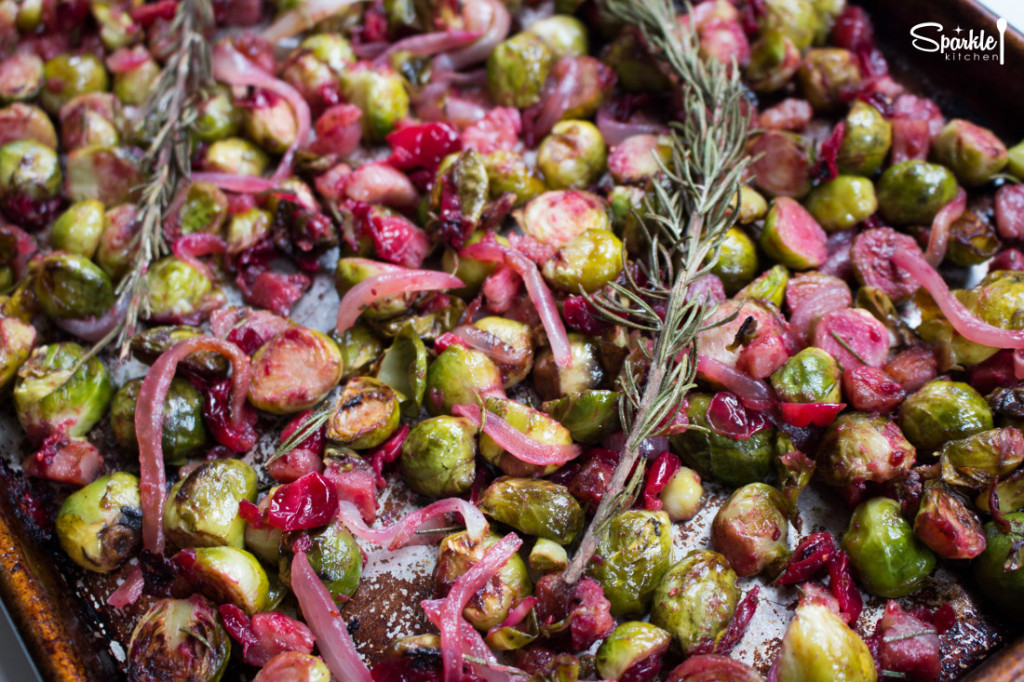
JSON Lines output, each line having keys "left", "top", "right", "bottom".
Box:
{"left": 563, "top": 0, "right": 752, "bottom": 584}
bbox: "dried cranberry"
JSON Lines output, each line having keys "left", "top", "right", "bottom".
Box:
{"left": 563, "top": 295, "right": 611, "bottom": 335}
{"left": 991, "top": 248, "right": 1024, "bottom": 271}
{"left": 203, "top": 379, "right": 258, "bottom": 452}
{"left": 814, "top": 121, "right": 845, "bottom": 182}
{"left": 827, "top": 549, "right": 863, "bottom": 624}
{"left": 368, "top": 425, "right": 409, "bottom": 489}
{"left": 386, "top": 122, "right": 461, "bottom": 172}
{"left": 621, "top": 652, "right": 664, "bottom": 682}
{"left": 691, "top": 586, "right": 759, "bottom": 655}
{"left": 238, "top": 499, "right": 263, "bottom": 528}
{"left": 370, "top": 659, "right": 442, "bottom": 682}
{"left": 642, "top": 452, "right": 681, "bottom": 511}
{"left": 1, "top": 195, "right": 63, "bottom": 231}
{"left": 567, "top": 449, "right": 619, "bottom": 513}
{"left": 776, "top": 532, "right": 835, "bottom": 585}
{"left": 968, "top": 349, "right": 1017, "bottom": 394}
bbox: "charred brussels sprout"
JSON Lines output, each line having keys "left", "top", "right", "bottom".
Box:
{"left": 426, "top": 345, "right": 503, "bottom": 415}
{"left": 14, "top": 342, "right": 114, "bottom": 441}
{"left": 326, "top": 376, "right": 399, "bottom": 448}
{"left": 541, "top": 228, "right": 623, "bottom": 294}
{"left": 818, "top": 413, "right": 915, "bottom": 489}
{"left": 837, "top": 100, "right": 892, "bottom": 177}
{"left": 480, "top": 396, "right": 571, "bottom": 477}
{"left": 650, "top": 550, "right": 740, "bottom": 654}
{"left": 110, "top": 378, "right": 208, "bottom": 464}
{"left": 532, "top": 333, "right": 606, "bottom": 401}
{"left": 250, "top": 328, "right": 344, "bottom": 415}
{"left": 537, "top": 120, "right": 607, "bottom": 190}
{"left": 797, "top": 48, "right": 861, "bottom": 112}
{"left": 430, "top": 150, "right": 489, "bottom": 235}
{"left": 254, "top": 653, "right": 330, "bottom": 682}
{"left": 472, "top": 316, "right": 533, "bottom": 388}
{"left": 177, "top": 546, "right": 270, "bottom": 615}
{"left": 899, "top": 380, "right": 992, "bottom": 452}
{"left": 50, "top": 200, "right": 105, "bottom": 258}
{"left": 127, "top": 596, "right": 230, "bottom": 682}
{"left": 400, "top": 415, "right": 477, "bottom": 498}
{"left": 712, "top": 483, "right": 790, "bottom": 578}
{"left": 541, "top": 390, "right": 620, "bottom": 444}
{"left": 841, "top": 497, "right": 936, "bottom": 598}
{"left": 435, "top": 531, "right": 532, "bottom": 631}
{"left": 163, "top": 459, "right": 258, "bottom": 549}
{"left": 281, "top": 518, "right": 362, "bottom": 600}
{"left": 56, "top": 472, "right": 141, "bottom": 573}
{"left": 877, "top": 160, "right": 958, "bottom": 225}
{"left": 933, "top": 119, "right": 1008, "bottom": 186}
{"left": 339, "top": 64, "right": 409, "bottom": 141}
{"left": 203, "top": 137, "right": 270, "bottom": 177}
{"left": 670, "top": 393, "right": 775, "bottom": 487}
{"left": 596, "top": 621, "right": 672, "bottom": 682}
{"left": 974, "top": 513, "right": 1024, "bottom": 620}
{"left": 131, "top": 325, "right": 230, "bottom": 376}
{"left": 775, "top": 602, "right": 877, "bottom": 682}
{"left": 144, "top": 257, "right": 223, "bottom": 323}
{"left": 771, "top": 347, "right": 841, "bottom": 404}
{"left": 946, "top": 210, "right": 1001, "bottom": 267}
{"left": 0, "top": 139, "right": 61, "bottom": 203}
{"left": 487, "top": 32, "right": 554, "bottom": 108}
{"left": 709, "top": 227, "right": 759, "bottom": 296}
{"left": 589, "top": 510, "right": 672, "bottom": 616}
{"left": 478, "top": 478, "right": 584, "bottom": 545}
{"left": 804, "top": 175, "right": 877, "bottom": 232}
{"left": 33, "top": 252, "right": 115, "bottom": 320}
{"left": 40, "top": 53, "right": 109, "bottom": 114}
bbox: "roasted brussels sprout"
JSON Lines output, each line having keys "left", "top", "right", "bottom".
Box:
{"left": 281, "top": 518, "right": 363, "bottom": 600}
{"left": 131, "top": 325, "right": 230, "bottom": 376}
{"left": 335, "top": 257, "right": 415, "bottom": 320}
{"left": 480, "top": 396, "right": 572, "bottom": 477}
{"left": 177, "top": 546, "right": 270, "bottom": 615}
{"left": 339, "top": 64, "right": 410, "bottom": 141}
{"left": 710, "top": 227, "right": 760, "bottom": 296}
{"left": 375, "top": 324, "right": 428, "bottom": 415}
{"left": 425, "top": 345, "right": 503, "bottom": 415}
{"left": 245, "top": 488, "right": 284, "bottom": 566}
{"left": 607, "top": 134, "right": 671, "bottom": 185}
{"left": 0, "top": 316, "right": 35, "bottom": 389}
{"left": 532, "top": 333, "right": 607, "bottom": 401}
{"left": 759, "top": 0, "right": 820, "bottom": 51}
{"left": 760, "top": 196, "right": 827, "bottom": 270}
{"left": 650, "top": 550, "right": 739, "bottom": 654}
{"left": 804, "top": 175, "right": 877, "bottom": 232}
{"left": 487, "top": 32, "right": 554, "bottom": 108}
{"left": 112, "top": 53, "right": 160, "bottom": 106}
{"left": 712, "top": 483, "right": 790, "bottom": 578}
{"left": 0, "top": 54, "right": 43, "bottom": 103}
{"left": 744, "top": 29, "right": 801, "bottom": 93}
{"left": 541, "top": 390, "right": 620, "bottom": 444}
{"left": 877, "top": 160, "right": 958, "bottom": 225}
{"left": 242, "top": 95, "right": 297, "bottom": 155}
{"left": 596, "top": 621, "right": 672, "bottom": 682}
{"left": 254, "top": 652, "right": 330, "bottom": 682}
{"left": 144, "top": 256, "right": 223, "bottom": 323}
{"left": 818, "top": 413, "right": 915, "bottom": 489}
{"left": 775, "top": 602, "right": 877, "bottom": 682}
{"left": 40, "top": 53, "right": 109, "bottom": 114}
{"left": 914, "top": 482, "right": 986, "bottom": 560}
{"left": 203, "top": 137, "right": 270, "bottom": 177}
{"left": 110, "top": 377, "right": 208, "bottom": 464}
{"left": 324, "top": 376, "right": 399, "bottom": 448}
{"left": 400, "top": 415, "right": 477, "bottom": 498}
{"left": 771, "top": 347, "right": 841, "bottom": 404}
{"left": 938, "top": 427, "right": 1024, "bottom": 489}
{"left": 193, "top": 85, "right": 242, "bottom": 143}
{"left": 537, "top": 120, "right": 607, "bottom": 190}
{"left": 169, "top": 182, "right": 229, "bottom": 237}
{"left": 0, "top": 102, "right": 58, "bottom": 148}
{"left": 50, "top": 200, "right": 104, "bottom": 258}
{"left": 0, "top": 139, "right": 61, "bottom": 205}
{"left": 797, "top": 48, "right": 861, "bottom": 111}
{"left": 249, "top": 327, "right": 344, "bottom": 415}
{"left": 659, "top": 466, "right": 704, "bottom": 523}
{"left": 434, "top": 531, "right": 532, "bottom": 631}
{"left": 127, "top": 596, "right": 230, "bottom": 682}
{"left": 33, "top": 252, "right": 115, "bottom": 320}
{"left": 481, "top": 151, "right": 546, "bottom": 206}
{"left": 589, "top": 510, "right": 672, "bottom": 616}
{"left": 529, "top": 538, "right": 568, "bottom": 575}
{"left": 945, "top": 210, "right": 1001, "bottom": 267}
{"left": 66, "top": 145, "right": 144, "bottom": 205}
{"left": 164, "top": 458, "right": 258, "bottom": 549}
{"left": 281, "top": 34, "right": 354, "bottom": 106}
{"left": 670, "top": 393, "right": 775, "bottom": 487}
{"left": 526, "top": 15, "right": 589, "bottom": 58}
{"left": 518, "top": 189, "right": 610, "bottom": 248}
{"left": 974, "top": 513, "right": 1024, "bottom": 620}
{"left": 899, "top": 380, "right": 992, "bottom": 452}
{"left": 478, "top": 478, "right": 584, "bottom": 545}
{"left": 836, "top": 100, "right": 892, "bottom": 177}
{"left": 13, "top": 342, "right": 114, "bottom": 442}
{"left": 841, "top": 497, "right": 936, "bottom": 598}
{"left": 541, "top": 228, "right": 623, "bottom": 294}
{"left": 56, "top": 472, "right": 141, "bottom": 573}
{"left": 470, "top": 316, "right": 533, "bottom": 388}
{"left": 933, "top": 119, "right": 1008, "bottom": 186}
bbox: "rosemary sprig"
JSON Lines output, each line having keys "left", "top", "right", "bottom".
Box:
{"left": 563, "top": 0, "right": 752, "bottom": 584}
{"left": 266, "top": 400, "right": 334, "bottom": 466}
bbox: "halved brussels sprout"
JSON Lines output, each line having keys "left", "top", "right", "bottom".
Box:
{"left": 472, "top": 316, "right": 534, "bottom": 388}
{"left": 899, "top": 380, "right": 992, "bottom": 453}
{"left": 40, "top": 53, "right": 109, "bottom": 114}
{"left": 744, "top": 29, "right": 801, "bottom": 93}
{"left": 775, "top": 602, "right": 876, "bottom": 682}
{"left": 974, "top": 513, "right": 1024, "bottom": 620}
{"left": 650, "top": 550, "right": 739, "bottom": 654}
{"left": 532, "top": 333, "right": 607, "bottom": 401}
{"left": 434, "top": 531, "right": 532, "bottom": 631}
{"left": 608, "top": 134, "right": 672, "bottom": 185}
{"left": 333, "top": 322, "right": 382, "bottom": 379}
{"left": 529, "top": 538, "right": 568, "bottom": 575}
{"left": 0, "top": 102, "right": 58, "bottom": 148}
{"left": 596, "top": 622, "right": 672, "bottom": 682}
{"left": 759, "top": 0, "right": 820, "bottom": 51}
{"left": 841, "top": 497, "right": 936, "bottom": 598}
{"left": 933, "top": 119, "right": 1008, "bottom": 187}
{"left": 110, "top": 377, "right": 208, "bottom": 465}
{"left": 517, "top": 190, "right": 610, "bottom": 249}
{"left": 65, "top": 145, "right": 144, "bottom": 205}
{"left": 33, "top": 252, "right": 115, "bottom": 320}
{"left": 193, "top": 85, "right": 242, "bottom": 143}
{"left": 126, "top": 596, "right": 230, "bottom": 682}
{"left": 50, "top": 200, "right": 105, "bottom": 258}
{"left": 375, "top": 324, "right": 427, "bottom": 416}
{"left": 327, "top": 376, "right": 400, "bottom": 449}
{"left": 131, "top": 325, "right": 229, "bottom": 376}
{"left": 712, "top": 483, "right": 790, "bottom": 579}
{"left": 281, "top": 518, "right": 363, "bottom": 600}
{"left": 113, "top": 54, "right": 160, "bottom": 106}
{"left": 400, "top": 415, "right": 477, "bottom": 498}
{"left": 771, "top": 347, "right": 841, "bottom": 404}
{"left": 170, "top": 182, "right": 230, "bottom": 237}
{"left": 0, "top": 139, "right": 61, "bottom": 203}
{"left": 0, "top": 54, "right": 43, "bottom": 103}
{"left": 281, "top": 34, "right": 355, "bottom": 108}
{"left": 335, "top": 257, "right": 416, "bottom": 320}
{"left": 56, "top": 472, "right": 141, "bottom": 573}
{"left": 426, "top": 345, "right": 503, "bottom": 415}
{"left": 143, "top": 256, "right": 223, "bottom": 323}
{"left": 939, "top": 427, "right": 1024, "bottom": 489}
{"left": 797, "top": 48, "right": 861, "bottom": 111}
{"left": 659, "top": 466, "right": 704, "bottom": 523}
{"left": 481, "top": 152, "right": 545, "bottom": 207}
{"left": 709, "top": 227, "right": 759, "bottom": 296}
{"left": 478, "top": 477, "right": 584, "bottom": 545}
{"left": 242, "top": 95, "right": 297, "bottom": 155}
{"left": 249, "top": 327, "right": 344, "bottom": 414}
{"left": 480, "top": 396, "right": 572, "bottom": 477}
{"left": 541, "top": 389, "right": 620, "bottom": 444}
{"left": 589, "top": 510, "right": 672, "bottom": 617}
{"left": 177, "top": 546, "right": 270, "bottom": 615}
{"left": 13, "top": 342, "right": 114, "bottom": 442}
{"left": 526, "top": 15, "right": 589, "bottom": 58}
{"left": 164, "top": 458, "right": 258, "bottom": 549}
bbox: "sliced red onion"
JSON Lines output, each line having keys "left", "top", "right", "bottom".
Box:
{"left": 212, "top": 43, "right": 310, "bottom": 181}
{"left": 105, "top": 46, "right": 149, "bottom": 74}
{"left": 335, "top": 267, "right": 464, "bottom": 334}
{"left": 596, "top": 104, "right": 667, "bottom": 146}
{"left": 137, "top": 336, "right": 252, "bottom": 554}
{"left": 291, "top": 551, "right": 373, "bottom": 682}
{"left": 172, "top": 232, "right": 226, "bottom": 280}
{"left": 435, "top": 0, "right": 510, "bottom": 72}
{"left": 263, "top": 0, "right": 362, "bottom": 44}
{"left": 336, "top": 498, "right": 488, "bottom": 550}
{"left": 892, "top": 248, "right": 1024, "bottom": 349}
{"left": 601, "top": 431, "right": 669, "bottom": 458}
{"left": 460, "top": 242, "right": 573, "bottom": 368}
{"left": 373, "top": 30, "right": 480, "bottom": 67}
{"left": 924, "top": 187, "right": 967, "bottom": 267}
{"left": 53, "top": 294, "right": 128, "bottom": 342}
{"left": 107, "top": 565, "right": 144, "bottom": 609}
{"left": 487, "top": 596, "right": 537, "bottom": 637}
{"left": 697, "top": 354, "right": 776, "bottom": 411}
{"left": 453, "top": 404, "right": 582, "bottom": 466}
{"left": 190, "top": 171, "right": 277, "bottom": 194}
{"left": 525, "top": 56, "right": 578, "bottom": 142}
{"left": 421, "top": 600, "right": 515, "bottom": 682}
{"left": 446, "top": 325, "right": 529, "bottom": 366}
